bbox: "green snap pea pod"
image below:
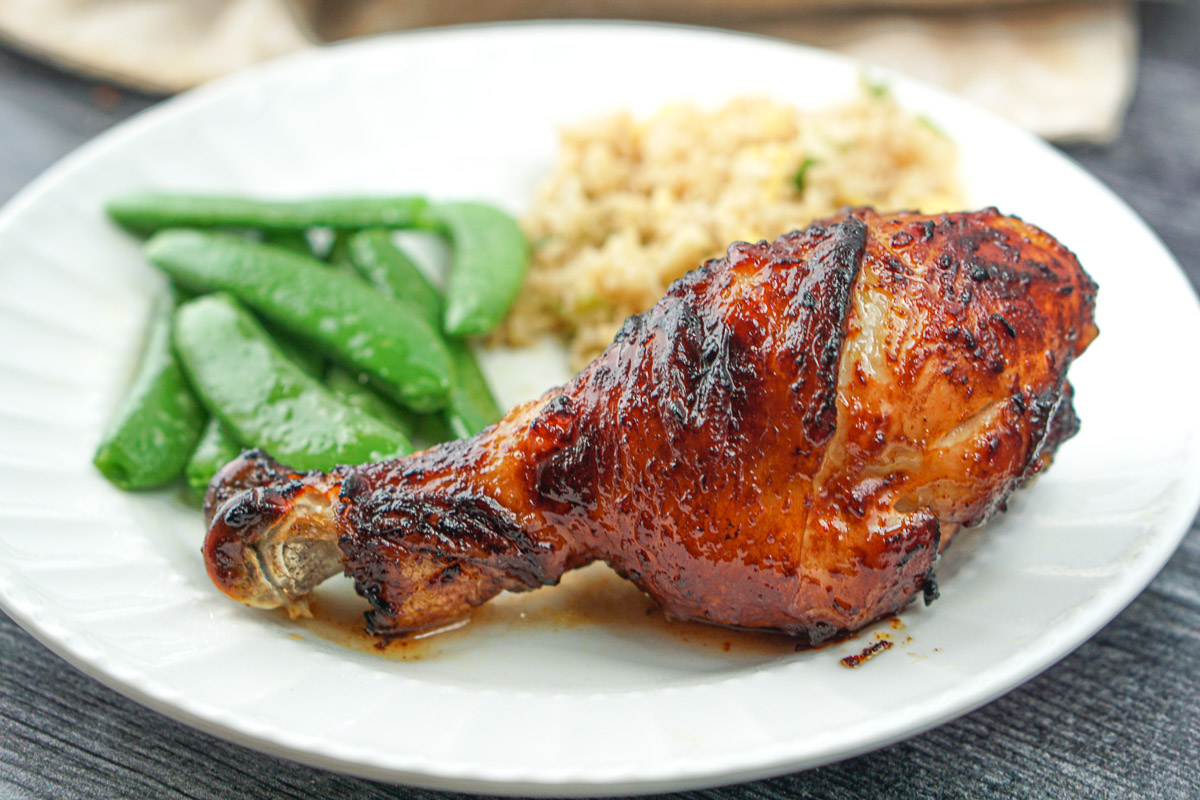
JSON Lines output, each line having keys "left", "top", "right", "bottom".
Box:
{"left": 173, "top": 294, "right": 412, "bottom": 471}
{"left": 411, "top": 408, "right": 457, "bottom": 447}
{"left": 172, "top": 238, "right": 328, "bottom": 377}
{"left": 184, "top": 320, "right": 329, "bottom": 503}
{"left": 325, "top": 231, "right": 355, "bottom": 269}
{"left": 268, "top": 324, "right": 326, "bottom": 378}
{"left": 93, "top": 288, "right": 206, "bottom": 490}
{"left": 347, "top": 229, "right": 443, "bottom": 327}
{"left": 325, "top": 366, "right": 457, "bottom": 448}
{"left": 427, "top": 202, "right": 529, "bottom": 337}
{"left": 348, "top": 229, "right": 503, "bottom": 437}
{"left": 442, "top": 344, "right": 503, "bottom": 438}
{"left": 324, "top": 366, "right": 420, "bottom": 441}
{"left": 184, "top": 418, "right": 242, "bottom": 505}
{"left": 260, "top": 229, "right": 315, "bottom": 256}
{"left": 146, "top": 230, "right": 452, "bottom": 412}
{"left": 106, "top": 193, "right": 428, "bottom": 236}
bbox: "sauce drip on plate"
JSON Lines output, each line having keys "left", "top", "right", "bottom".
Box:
{"left": 277, "top": 564, "right": 806, "bottom": 661}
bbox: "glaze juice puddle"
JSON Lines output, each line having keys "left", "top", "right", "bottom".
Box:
{"left": 278, "top": 563, "right": 804, "bottom": 661}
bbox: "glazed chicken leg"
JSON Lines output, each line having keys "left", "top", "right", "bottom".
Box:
{"left": 204, "top": 208, "right": 1097, "bottom": 643}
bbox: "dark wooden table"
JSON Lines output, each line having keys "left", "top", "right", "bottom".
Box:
{"left": 2, "top": 5, "right": 1198, "bottom": 798}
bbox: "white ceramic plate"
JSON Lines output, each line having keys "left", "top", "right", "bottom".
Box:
{"left": 0, "top": 22, "right": 1197, "bottom": 796}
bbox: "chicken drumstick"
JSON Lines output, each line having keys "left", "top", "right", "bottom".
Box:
{"left": 203, "top": 208, "right": 1097, "bottom": 643}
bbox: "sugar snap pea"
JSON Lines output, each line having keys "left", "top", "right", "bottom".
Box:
{"left": 174, "top": 294, "right": 412, "bottom": 471}
{"left": 348, "top": 229, "right": 502, "bottom": 437}
{"left": 348, "top": 230, "right": 443, "bottom": 328}
{"left": 260, "top": 229, "right": 315, "bottom": 256}
{"left": 184, "top": 418, "right": 242, "bottom": 504}
{"left": 270, "top": 325, "right": 326, "bottom": 378}
{"left": 428, "top": 202, "right": 529, "bottom": 336}
{"left": 325, "top": 231, "right": 355, "bottom": 269}
{"left": 106, "top": 193, "right": 428, "bottom": 236}
{"left": 442, "top": 343, "right": 503, "bottom": 438}
{"left": 146, "top": 230, "right": 452, "bottom": 412}
{"left": 184, "top": 320, "right": 329, "bottom": 503}
{"left": 93, "top": 288, "right": 206, "bottom": 490}
{"left": 325, "top": 365, "right": 457, "bottom": 448}
{"left": 324, "top": 366, "right": 420, "bottom": 441}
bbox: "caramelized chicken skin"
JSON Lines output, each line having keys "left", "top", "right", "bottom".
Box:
{"left": 204, "top": 208, "right": 1097, "bottom": 643}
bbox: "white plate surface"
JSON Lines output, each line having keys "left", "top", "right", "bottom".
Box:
{"left": 0, "top": 22, "right": 1198, "bottom": 796}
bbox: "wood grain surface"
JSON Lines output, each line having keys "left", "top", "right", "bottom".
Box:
{"left": 1, "top": 4, "right": 1197, "bottom": 797}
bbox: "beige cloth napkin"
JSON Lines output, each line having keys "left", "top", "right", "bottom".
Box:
{"left": 0, "top": 0, "right": 1134, "bottom": 143}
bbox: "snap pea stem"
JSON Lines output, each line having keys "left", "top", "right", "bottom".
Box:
{"left": 173, "top": 294, "right": 411, "bottom": 472}
{"left": 106, "top": 193, "right": 428, "bottom": 236}
{"left": 146, "top": 230, "right": 452, "bottom": 412}
{"left": 93, "top": 288, "right": 206, "bottom": 490}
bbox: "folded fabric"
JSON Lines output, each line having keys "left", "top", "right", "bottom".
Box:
{"left": 0, "top": 0, "right": 1134, "bottom": 143}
